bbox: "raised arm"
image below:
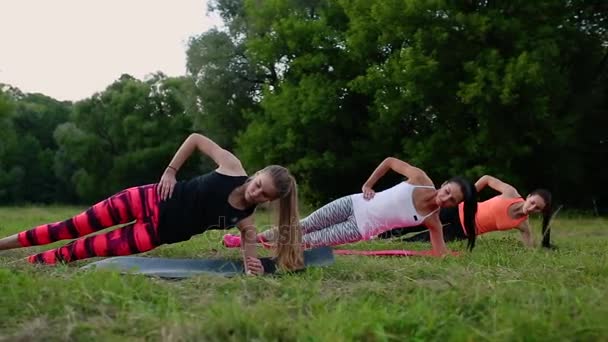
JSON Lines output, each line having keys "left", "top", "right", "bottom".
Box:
{"left": 475, "top": 175, "right": 520, "bottom": 197}
{"left": 158, "top": 133, "right": 245, "bottom": 200}
{"left": 166, "top": 133, "right": 243, "bottom": 175}
{"left": 362, "top": 157, "right": 430, "bottom": 199}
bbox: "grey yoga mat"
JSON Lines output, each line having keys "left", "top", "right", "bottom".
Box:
{"left": 81, "top": 246, "right": 334, "bottom": 278}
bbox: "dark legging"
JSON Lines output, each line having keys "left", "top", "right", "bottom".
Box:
{"left": 377, "top": 207, "right": 467, "bottom": 242}
{"left": 18, "top": 184, "right": 161, "bottom": 264}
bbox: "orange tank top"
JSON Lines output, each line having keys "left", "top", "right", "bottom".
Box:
{"left": 459, "top": 196, "right": 528, "bottom": 235}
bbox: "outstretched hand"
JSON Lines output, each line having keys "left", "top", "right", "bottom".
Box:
{"left": 158, "top": 168, "right": 177, "bottom": 201}
{"left": 245, "top": 256, "right": 264, "bottom": 276}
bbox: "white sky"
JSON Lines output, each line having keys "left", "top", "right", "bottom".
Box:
{"left": 0, "top": 0, "right": 223, "bottom": 101}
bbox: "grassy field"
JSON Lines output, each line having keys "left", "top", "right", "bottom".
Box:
{"left": 0, "top": 206, "right": 607, "bottom": 341}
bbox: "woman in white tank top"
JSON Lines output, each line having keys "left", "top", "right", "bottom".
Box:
{"left": 224, "top": 157, "right": 479, "bottom": 255}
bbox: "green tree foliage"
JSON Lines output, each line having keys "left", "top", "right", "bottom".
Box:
{"left": 0, "top": 86, "right": 72, "bottom": 203}
{"left": 54, "top": 74, "right": 197, "bottom": 202}
{"left": 233, "top": 0, "right": 385, "bottom": 204}
{"left": 186, "top": 28, "right": 260, "bottom": 151}
{"left": 1, "top": 1, "right": 606, "bottom": 209}
{"left": 185, "top": 0, "right": 272, "bottom": 151}
{"left": 212, "top": 0, "right": 607, "bottom": 207}
{"left": 0, "top": 88, "right": 18, "bottom": 202}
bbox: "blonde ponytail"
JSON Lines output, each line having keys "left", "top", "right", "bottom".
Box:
{"left": 262, "top": 166, "right": 303, "bottom": 271}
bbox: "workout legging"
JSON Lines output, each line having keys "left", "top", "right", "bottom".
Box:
{"left": 299, "top": 196, "right": 363, "bottom": 247}
{"left": 18, "top": 184, "right": 161, "bottom": 264}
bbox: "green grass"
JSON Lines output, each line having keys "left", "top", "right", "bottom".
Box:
{"left": 0, "top": 206, "right": 607, "bottom": 341}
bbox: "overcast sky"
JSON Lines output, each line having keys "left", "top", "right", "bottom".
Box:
{"left": 0, "top": 0, "right": 223, "bottom": 101}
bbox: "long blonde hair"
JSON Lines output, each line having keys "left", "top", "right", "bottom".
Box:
{"left": 262, "top": 165, "right": 303, "bottom": 271}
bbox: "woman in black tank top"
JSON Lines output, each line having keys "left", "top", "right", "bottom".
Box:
{"left": 0, "top": 133, "right": 303, "bottom": 275}
{"left": 154, "top": 133, "right": 303, "bottom": 274}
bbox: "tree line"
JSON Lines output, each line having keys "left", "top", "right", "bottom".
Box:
{"left": 1, "top": 0, "right": 606, "bottom": 212}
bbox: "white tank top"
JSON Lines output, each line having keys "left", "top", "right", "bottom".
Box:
{"left": 352, "top": 182, "right": 437, "bottom": 239}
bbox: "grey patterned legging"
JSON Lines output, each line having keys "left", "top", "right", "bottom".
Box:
{"left": 300, "top": 195, "right": 363, "bottom": 247}
{"left": 259, "top": 196, "right": 363, "bottom": 247}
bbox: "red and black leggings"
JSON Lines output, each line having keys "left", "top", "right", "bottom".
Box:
{"left": 18, "top": 184, "right": 161, "bottom": 264}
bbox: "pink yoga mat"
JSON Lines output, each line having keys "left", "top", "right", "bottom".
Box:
{"left": 332, "top": 249, "right": 460, "bottom": 257}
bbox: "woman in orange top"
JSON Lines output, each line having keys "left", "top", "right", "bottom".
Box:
{"left": 378, "top": 175, "right": 553, "bottom": 248}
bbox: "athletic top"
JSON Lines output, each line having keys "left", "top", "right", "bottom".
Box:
{"left": 459, "top": 195, "right": 526, "bottom": 235}
{"left": 352, "top": 182, "right": 437, "bottom": 239}
{"left": 157, "top": 171, "right": 256, "bottom": 244}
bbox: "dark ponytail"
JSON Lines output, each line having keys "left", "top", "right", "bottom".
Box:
{"left": 529, "top": 189, "right": 553, "bottom": 248}
{"left": 448, "top": 176, "right": 478, "bottom": 251}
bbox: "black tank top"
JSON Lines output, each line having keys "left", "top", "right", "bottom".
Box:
{"left": 157, "top": 171, "right": 256, "bottom": 244}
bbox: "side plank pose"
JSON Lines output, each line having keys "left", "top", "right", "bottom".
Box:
{"left": 224, "top": 157, "right": 479, "bottom": 255}
{"left": 377, "top": 175, "right": 554, "bottom": 248}
{"left": 0, "top": 133, "right": 303, "bottom": 274}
